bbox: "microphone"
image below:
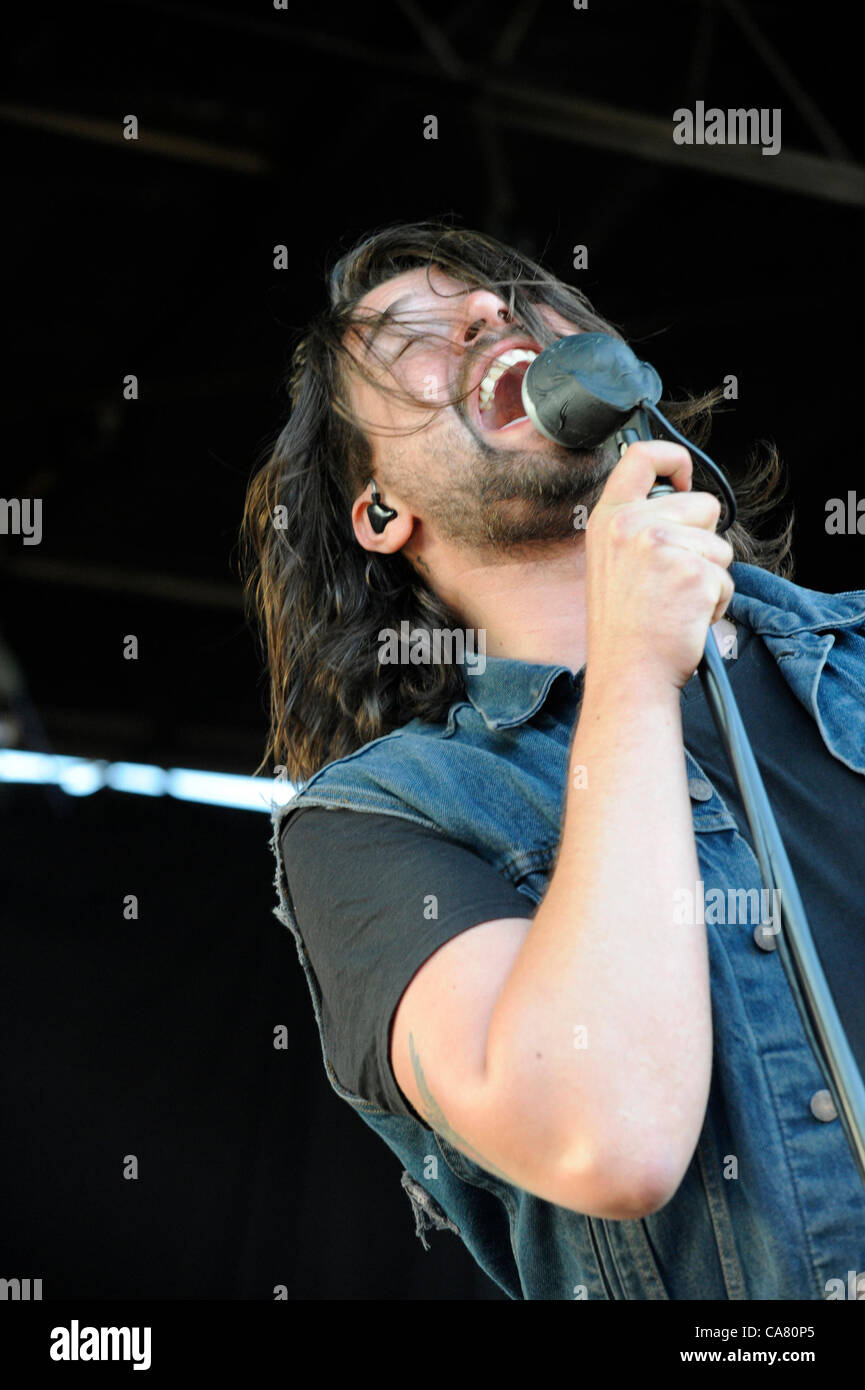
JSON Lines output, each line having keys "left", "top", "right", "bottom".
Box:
{"left": 520, "top": 331, "right": 738, "bottom": 514}
{"left": 521, "top": 332, "right": 675, "bottom": 498}
{"left": 521, "top": 333, "right": 662, "bottom": 450}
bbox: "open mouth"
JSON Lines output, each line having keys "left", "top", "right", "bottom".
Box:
{"left": 477, "top": 347, "right": 538, "bottom": 431}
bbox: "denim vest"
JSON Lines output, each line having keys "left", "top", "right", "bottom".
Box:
{"left": 270, "top": 561, "right": 865, "bottom": 1299}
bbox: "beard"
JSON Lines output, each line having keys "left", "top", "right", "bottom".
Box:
{"left": 389, "top": 415, "right": 619, "bottom": 551}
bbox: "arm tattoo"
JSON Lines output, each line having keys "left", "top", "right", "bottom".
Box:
{"left": 409, "top": 1031, "right": 516, "bottom": 1185}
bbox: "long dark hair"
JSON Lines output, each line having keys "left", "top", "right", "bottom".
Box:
{"left": 242, "top": 219, "right": 794, "bottom": 783}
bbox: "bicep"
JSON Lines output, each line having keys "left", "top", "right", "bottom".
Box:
{"left": 390, "top": 915, "right": 532, "bottom": 1136}
{"left": 390, "top": 919, "right": 660, "bottom": 1215}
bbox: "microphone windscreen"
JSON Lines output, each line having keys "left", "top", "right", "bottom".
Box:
{"left": 522, "top": 333, "right": 662, "bottom": 448}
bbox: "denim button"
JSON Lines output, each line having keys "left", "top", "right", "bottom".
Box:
{"left": 810, "top": 1089, "right": 838, "bottom": 1122}
{"left": 753, "top": 922, "right": 778, "bottom": 952}
{"left": 688, "top": 777, "right": 713, "bottom": 801}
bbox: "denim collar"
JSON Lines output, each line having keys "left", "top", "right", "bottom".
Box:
{"left": 463, "top": 659, "right": 580, "bottom": 731}
{"left": 462, "top": 562, "right": 865, "bottom": 732}
{"left": 723, "top": 561, "right": 865, "bottom": 636}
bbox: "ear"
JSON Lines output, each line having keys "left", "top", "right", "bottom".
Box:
{"left": 351, "top": 481, "right": 415, "bottom": 553}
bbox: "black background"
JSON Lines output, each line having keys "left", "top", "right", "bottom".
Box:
{"left": 2, "top": 0, "right": 863, "bottom": 1300}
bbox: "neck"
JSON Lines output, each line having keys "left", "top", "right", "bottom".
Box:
{"left": 428, "top": 534, "right": 589, "bottom": 675}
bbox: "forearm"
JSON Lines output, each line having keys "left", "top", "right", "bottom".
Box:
{"left": 483, "top": 669, "right": 712, "bottom": 1201}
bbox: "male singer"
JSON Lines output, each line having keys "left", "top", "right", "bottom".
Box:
{"left": 243, "top": 220, "right": 865, "bottom": 1299}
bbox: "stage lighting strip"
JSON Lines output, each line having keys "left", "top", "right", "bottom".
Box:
{"left": 0, "top": 749, "right": 297, "bottom": 812}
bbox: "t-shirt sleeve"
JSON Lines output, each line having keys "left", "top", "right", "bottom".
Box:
{"left": 280, "top": 806, "right": 536, "bottom": 1122}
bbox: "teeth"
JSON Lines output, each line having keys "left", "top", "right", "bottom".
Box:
{"left": 478, "top": 348, "right": 537, "bottom": 411}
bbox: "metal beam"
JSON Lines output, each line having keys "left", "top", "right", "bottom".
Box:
{"left": 480, "top": 79, "right": 865, "bottom": 208}
{"left": 490, "top": 0, "right": 544, "bottom": 66}
{"left": 4, "top": 6, "right": 862, "bottom": 206}
{"left": 721, "top": 0, "right": 850, "bottom": 161}
{"left": 393, "top": 0, "right": 466, "bottom": 78}
{"left": 0, "top": 103, "right": 272, "bottom": 175}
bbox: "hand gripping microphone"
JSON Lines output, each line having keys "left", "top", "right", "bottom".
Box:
{"left": 521, "top": 330, "right": 865, "bottom": 1191}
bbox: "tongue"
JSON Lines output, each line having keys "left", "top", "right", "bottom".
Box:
{"left": 486, "top": 361, "right": 530, "bottom": 429}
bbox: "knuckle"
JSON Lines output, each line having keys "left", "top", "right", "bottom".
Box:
{"left": 607, "top": 508, "right": 635, "bottom": 543}
{"left": 676, "top": 552, "right": 704, "bottom": 585}
{"left": 637, "top": 522, "right": 666, "bottom": 550}
{"left": 692, "top": 557, "right": 712, "bottom": 588}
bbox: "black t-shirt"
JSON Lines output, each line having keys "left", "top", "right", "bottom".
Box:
{"left": 281, "top": 812, "right": 535, "bottom": 1121}
{"left": 281, "top": 623, "right": 865, "bottom": 1122}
